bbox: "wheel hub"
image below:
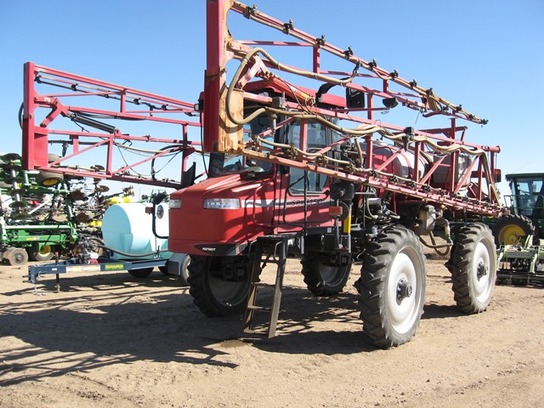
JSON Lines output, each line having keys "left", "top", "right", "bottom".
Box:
{"left": 476, "top": 261, "right": 488, "bottom": 280}
{"left": 397, "top": 278, "right": 413, "bottom": 301}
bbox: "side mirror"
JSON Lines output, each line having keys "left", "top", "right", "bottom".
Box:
{"left": 346, "top": 88, "right": 365, "bottom": 109}
{"left": 181, "top": 162, "right": 196, "bottom": 188}
{"left": 330, "top": 181, "right": 355, "bottom": 201}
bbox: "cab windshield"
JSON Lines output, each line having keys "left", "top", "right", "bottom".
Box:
{"left": 207, "top": 116, "right": 274, "bottom": 177}
{"left": 207, "top": 115, "right": 341, "bottom": 182}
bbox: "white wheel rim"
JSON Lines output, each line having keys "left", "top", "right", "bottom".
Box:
{"left": 472, "top": 241, "right": 492, "bottom": 302}
{"left": 387, "top": 250, "right": 421, "bottom": 334}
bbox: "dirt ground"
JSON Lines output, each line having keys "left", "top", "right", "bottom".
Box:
{"left": 1, "top": 251, "right": 543, "bottom": 408}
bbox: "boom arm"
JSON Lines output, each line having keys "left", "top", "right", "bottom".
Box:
{"left": 22, "top": 62, "right": 203, "bottom": 189}
{"left": 203, "top": 0, "right": 503, "bottom": 216}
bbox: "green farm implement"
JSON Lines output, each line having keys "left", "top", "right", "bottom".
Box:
{"left": 494, "top": 173, "right": 544, "bottom": 285}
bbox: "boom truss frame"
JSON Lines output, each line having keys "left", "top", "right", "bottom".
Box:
{"left": 204, "top": 0, "right": 503, "bottom": 216}
{"left": 22, "top": 62, "right": 203, "bottom": 189}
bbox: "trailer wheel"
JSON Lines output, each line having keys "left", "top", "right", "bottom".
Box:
{"left": 30, "top": 244, "right": 55, "bottom": 262}
{"left": 4, "top": 247, "right": 29, "bottom": 266}
{"left": 492, "top": 214, "right": 534, "bottom": 246}
{"left": 448, "top": 223, "right": 496, "bottom": 313}
{"left": 187, "top": 255, "right": 250, "bottom": 316}
{"left": 177, "top": 255, "right": 191, "bottom": 285}
{"left": 128, "top": 267, "right": 154, "bottom": 278}
{"left": 301, "top": 251, "right": 352, "bottom": 296}
{"left": 159, "top": 255, "right": 191, "bottom": 285}
{"left": 358, "top": 226, "right": 426, "bottom": 348}
{"left": 36, "top": 171, "right": 64, "bottom": 187}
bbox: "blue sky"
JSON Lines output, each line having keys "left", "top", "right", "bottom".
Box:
{"left": 1, "top": 0, "right": 543, "bottom": 195}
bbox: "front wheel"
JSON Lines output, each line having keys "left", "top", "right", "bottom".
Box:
{"left": 357, "top": 226, "right": 427, "bottom": 348}
{"left": 301, "top": 251, "right": 352, "bottom": 296}
{"left": 3, "top": 247, "right": 29, "bottom": 266}
{"left": 448, "top": 223, "right": 496, "bottom": 313}
{"left": 36, "top": 171, "right": 64, "bottom": 187}
{"left": 187, "top": 255, "right": 250, "bottom": 317}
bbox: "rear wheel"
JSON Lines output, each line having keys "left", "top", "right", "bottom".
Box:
{"left": 448, "top": 223, "right": 496, "bottom": 313}
{"left": 492, "top": 214, "right": 534, "bottom": 246}
{"left": 358, "top": 226, "right": 426, "bottom": 348}
{"left": 301, "top": 251, "right": 352, "bottom": 296}
{"left": 187, "top": 255, "right": 250, "bottom": 316}
{"left": 36, "top": 171, "right": 64, "bottom": 187}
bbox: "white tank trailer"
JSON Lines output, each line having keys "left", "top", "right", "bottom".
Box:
{"left": 101, "top": 202, "right": 190, "bottom": 283}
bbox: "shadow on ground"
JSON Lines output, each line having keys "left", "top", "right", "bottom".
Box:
{"left": 0, "top": 270, "right": 468, "bottom": 386}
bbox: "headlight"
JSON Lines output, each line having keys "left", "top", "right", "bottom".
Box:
{"left": 203, "top": 198, "right": 241, "bottom": 209}
{"left": 169, "top": 199, "right": 182, "bottom": 209}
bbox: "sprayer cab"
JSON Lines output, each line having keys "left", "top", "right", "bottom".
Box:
{"left": 503, "top": 173, "right": 544, "bottom": 238}
{"left": 168, "top": 84, "right": 347, "bottom": 257}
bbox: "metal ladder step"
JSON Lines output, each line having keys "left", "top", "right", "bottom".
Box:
{"left": 246, "top": 305, "right": 271, "bottom": 312}
{"left": 243, "top": 234, "right": 293, "bottom": 338}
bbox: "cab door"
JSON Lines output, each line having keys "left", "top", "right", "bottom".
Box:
{"left": 275, "top": 120, "right": 334, "bottom": 230}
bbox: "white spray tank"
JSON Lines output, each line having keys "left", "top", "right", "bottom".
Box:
{"left": 101, "top": 201, "right": 171, "bottom": 260}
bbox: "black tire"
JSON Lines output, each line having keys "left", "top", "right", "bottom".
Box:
{"left": 448, "top": 223, "right": 496, "bottom": 314}
{"left": 187, "top": 255, "right": 250, "bottom": 317}
{"left": 301, "top": 251, "right": 352, "bottom": 296}
{"left": 47, "top": 154, "right": 60, "bottom": 163}
{"left": 128, "top": 267, "right": 154, "bottom": 278}
{"left": 36, "top": 171, "right": 64, "bottom": 187}
{"left": 30, "top": 244, "right": 55, "bottom": 262}
{"left": 492, "top": 214, "right": 534, "bottom": 246}
{"left": 4, "top": 247, "right": 29, "bottom": 266}
{"left": 358, "top": 225, "right": 426, "bottom": 348}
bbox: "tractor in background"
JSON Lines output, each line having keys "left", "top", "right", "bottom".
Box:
{"left": 494, "top": 173, "right": 544, "bottom": 284}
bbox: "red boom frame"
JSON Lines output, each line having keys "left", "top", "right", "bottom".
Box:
{"left": 22, "top": 62, "right": 202, "bottom": 189}
{"left": 203, "top": 0, "right": 503, "bottom": 216}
